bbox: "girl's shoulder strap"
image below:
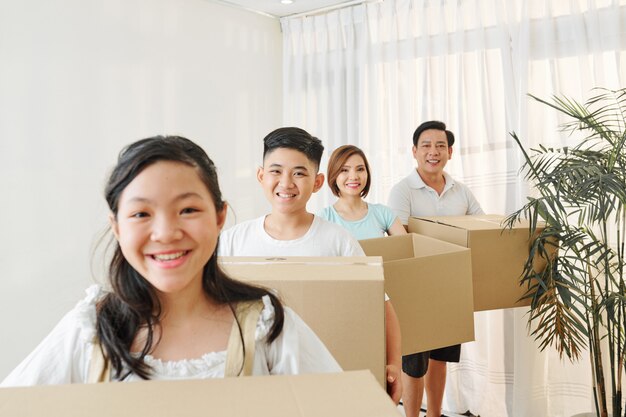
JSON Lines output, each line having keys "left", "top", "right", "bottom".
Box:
{"left": 224, "top": 299, "right": 265, "bottom": 377}
{"left": 87, "top": 339, "right": 111, "bottom": 383}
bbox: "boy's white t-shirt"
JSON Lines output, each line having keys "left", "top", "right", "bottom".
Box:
{"left": 218, "top": 215, "right": 365, "bottom": 257}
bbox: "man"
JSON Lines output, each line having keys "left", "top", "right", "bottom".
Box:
{"left": 388, "top": 120, "right": 483, "bottom": 417}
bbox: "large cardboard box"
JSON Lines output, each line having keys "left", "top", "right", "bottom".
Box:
{"left": 408, "top": 214, "right": 538, "bottom": 311}
{"left": 0, "top": 370, "right": 401, "bottom": 417}
{"left": 359, "top": 234, "right": 474, "bottom": 355}
{"left": 220, "top": 257, "right": 386, "bottom": 386}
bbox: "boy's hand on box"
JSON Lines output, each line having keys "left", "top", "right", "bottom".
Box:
{"left": 386, "top": 364, "right": 402, "bottom": 404}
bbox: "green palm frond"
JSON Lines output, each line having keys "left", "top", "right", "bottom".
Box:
{"left": 507, "top": 88, "right": 626, "bottom": 417}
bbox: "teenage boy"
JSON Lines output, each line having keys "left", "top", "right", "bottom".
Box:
{"left": 219, "top": 127, "right": 402, "bottom": 403}
{"left": 388, "top": 121, "right": 483, "bottom": 417}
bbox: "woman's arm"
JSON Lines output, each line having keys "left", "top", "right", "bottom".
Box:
{"left": 384, "top": 300, "right": 403, "bottom": 404}
{"left": 387, "top": 217, "right": 408, "bottom": 235}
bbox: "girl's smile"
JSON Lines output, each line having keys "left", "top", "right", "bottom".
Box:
{"left": 148, "top": 249, "right": 192, "bottom": 269}
{"left": 111, "top": 161, "right": 226, "bottom": 295}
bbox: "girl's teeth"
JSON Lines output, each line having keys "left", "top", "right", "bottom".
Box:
{"left": 154, "top": 251, "right": 185, "bottom": 261}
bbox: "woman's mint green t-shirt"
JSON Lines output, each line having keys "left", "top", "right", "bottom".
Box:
{"left": 318, "top": 203, "right": 396, "bottom": 240}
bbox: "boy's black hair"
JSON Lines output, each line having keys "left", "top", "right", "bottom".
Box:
{"left": 263, "top": 127, "right": 324, "bottom": 170}
{"left": 412, "top": 120, "right": 455, "bottom": 147}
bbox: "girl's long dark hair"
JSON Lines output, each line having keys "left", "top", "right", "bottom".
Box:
{"left": 97, "top": 136, "right": 285, "bottom": 380}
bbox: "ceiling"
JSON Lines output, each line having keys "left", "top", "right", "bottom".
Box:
{"left": 215, "top": 0, "right": 371, "bottom": 18}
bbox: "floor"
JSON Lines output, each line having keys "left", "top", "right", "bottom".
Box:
{"left": 397, "top": 404, "right": 467, "bottom": 417}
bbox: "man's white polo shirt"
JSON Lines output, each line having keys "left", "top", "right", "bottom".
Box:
{"left": 387, "top": 169, "right": 484, "bottom": 224}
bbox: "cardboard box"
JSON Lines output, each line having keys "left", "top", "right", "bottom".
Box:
{"left": 220, "top": 257, "right": 386, "bottom": 387}
{"left": 359, "top": 234, "right": 474, "bottom": 355}
{"left": 408, "top": 214, "right": 539, "bottom": 311}
{"left": 0, "top": 370, "right": 401, "bottom": 417}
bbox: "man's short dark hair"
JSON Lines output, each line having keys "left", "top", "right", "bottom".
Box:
{"left": 263, "top": 127, "right": 324, "bottom": 170}
{"left": 412, "top": 120, "right": 455, "bottom": 147}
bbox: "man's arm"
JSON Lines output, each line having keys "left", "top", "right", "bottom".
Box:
{"left": 387, "top": 182, "right": 411, "bottom": 226}
{"left": 466, "top": 188, "right": 484, "bottom": 215}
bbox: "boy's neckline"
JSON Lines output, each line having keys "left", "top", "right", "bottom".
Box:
{"left": 263, "top": 212, "right": 315, "bottom": 241}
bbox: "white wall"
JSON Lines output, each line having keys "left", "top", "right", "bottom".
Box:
{"left": 0, "top": 0, "right": 281, "bottom": 379}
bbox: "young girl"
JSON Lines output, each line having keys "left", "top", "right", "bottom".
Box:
{"left": 2, "top": 136, "right": 340, "bottom": 385}
{"left": 318, "top": 144, "right": 405, "bottom": 404}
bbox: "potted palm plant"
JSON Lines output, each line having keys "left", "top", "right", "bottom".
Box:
{"left": 504, "top": 88, "right": 626, "bottom": 417}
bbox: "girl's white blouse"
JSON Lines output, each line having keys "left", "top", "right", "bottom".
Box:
{"left": 1, "top": 285, "right": 341, "bottom": 386}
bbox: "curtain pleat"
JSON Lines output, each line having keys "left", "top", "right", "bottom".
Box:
{"left": 281, "top": 1, "right": 626, "bottom": 416}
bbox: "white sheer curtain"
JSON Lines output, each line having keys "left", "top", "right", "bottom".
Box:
{"left": 281, "top": 1, "right": 626, "bottom": 416}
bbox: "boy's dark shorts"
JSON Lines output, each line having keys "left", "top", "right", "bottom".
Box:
{"left": 402, "top": 344, "right": 461, "bottom": 378}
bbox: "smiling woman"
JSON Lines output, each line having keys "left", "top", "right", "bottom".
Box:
{"left": 0, "top": 136, "right": 340, "bottom": 386}
{"left": 317, "top": 144, "right": 405, "bottom": 404}
{"left": 319, "top": 144, "right": 405, "bottom": 240}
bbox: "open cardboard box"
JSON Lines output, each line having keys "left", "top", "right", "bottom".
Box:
{"left": 0, "top": 370, "right": 401, "bottom": 417}
{"left": 220, "top": 256, "right": 386, "bottom": 387}
{"left": 359, "top": 234, "right": 474, "bottom": 355}
{"left": 408, "top": 214, "right": 543, "bottom": 311}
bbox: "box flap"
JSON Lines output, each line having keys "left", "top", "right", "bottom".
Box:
{"left": 407, "top": 217, "right": 469, "bottom": 246}
{"left": 220, "top": 256, "right": 382, "bottom": 266}
{"left": 359, "top": 235, "right": 416, "bottom": 261}
{"left": 219, "top": 257, "right": 383, "bottom": 281}
{"left": 0, "top": 371, "right": 401, "bottom": 417}
{"left": 359, "top": 234, "right": 468, "bottom": 261}
{"left": 412, "top": 214, "right": 529, "bottom": 231}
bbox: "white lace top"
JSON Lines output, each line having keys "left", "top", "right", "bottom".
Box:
{"left": 1, "top": 285, "right": 341, "bottom": 386}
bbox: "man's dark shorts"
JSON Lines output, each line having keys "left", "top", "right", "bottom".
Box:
{"left": 402, "top": 344, "right": 461, "bottom": 378}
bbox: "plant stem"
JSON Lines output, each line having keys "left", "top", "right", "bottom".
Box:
{"left": 589, "top": 260, "right": 608, "bottom": 417}
{"left": 617, "top": 210, "right": 625, "bottom": 417}
{"left": 601, "top": 218, "right": 617, "bottom": 415}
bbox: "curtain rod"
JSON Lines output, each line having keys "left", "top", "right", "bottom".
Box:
{"left": 207, "top": 0, "right": 277, "bottom": 19}
{"left": 283, "top": 0, "right": 383, "bottom": 19}
{"left": 207, "top": 0, "right": 383, "bottom": 20}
